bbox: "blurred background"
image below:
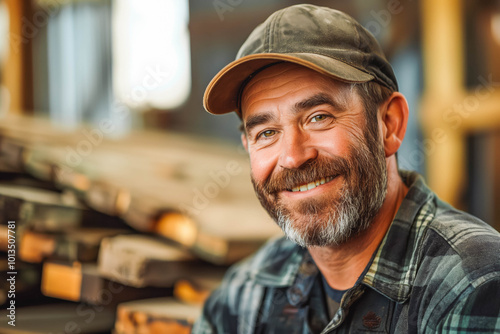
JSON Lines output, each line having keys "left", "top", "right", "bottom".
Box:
{"left": 0, "top": 0, "right": 499, "bottom": 332}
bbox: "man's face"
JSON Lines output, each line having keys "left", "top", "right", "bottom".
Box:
{"left": 241, "top": 63, "right": 388, "bottom": 247}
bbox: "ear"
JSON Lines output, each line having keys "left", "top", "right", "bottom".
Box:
{"left": 241, "top": 133, "right": 249, "bottom": 152}
{"left": 379, "top": 92, "right": 408, "bottom": 157}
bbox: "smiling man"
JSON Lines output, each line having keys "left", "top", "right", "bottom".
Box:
{"left": 192, "top": 4, "right": 500, "bottom": 333}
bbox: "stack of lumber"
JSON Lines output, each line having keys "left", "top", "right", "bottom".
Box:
{"left": 0, "top": 114, "right": 281, "bottom": 333}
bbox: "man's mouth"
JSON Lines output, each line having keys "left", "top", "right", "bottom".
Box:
{"left": 290, "top": 176, "right": 335, "bottom": 192}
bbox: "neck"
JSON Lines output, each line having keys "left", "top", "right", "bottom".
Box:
{"left": 308, "top": 160, "right": 407, "bottom": 290}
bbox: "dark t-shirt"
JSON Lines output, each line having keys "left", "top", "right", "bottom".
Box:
{"left": 321, "top": 274, "right": 347, "bottom": 319}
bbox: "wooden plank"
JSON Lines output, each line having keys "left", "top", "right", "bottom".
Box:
{"left": 19, "top": 228, "right": 129, "bottom": 263}
{"left": 0, "top": 302, "right": 115, "bottom": 333}
{"left": 0, "top": 183, "right": 128, "bottom": 232}
{"left": 41, "top": 261, "right": 172, "bottom": 305}
{"left": 115, "top": 297, "right": 201, "bottom": 334}
{"left": 97, "top": 234, "right": 217, "bottom": 288}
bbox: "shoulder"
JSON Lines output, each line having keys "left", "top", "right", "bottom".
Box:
{"left": 436, "top": 277, "right": 500, "bottom": 332}
{"left": 414, "top": 200, "right": 500, "bottom": 330}
{"left": 425, "top": 199, "right": 500, "bottom": 278}
{"left": 398, "top": 171, "right": 500, "bottom": 282}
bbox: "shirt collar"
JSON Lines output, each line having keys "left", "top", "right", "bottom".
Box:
{"left": 362, "top": 171, "right": 436, "bottom": 302}
{"left": 251, "top": 236, "right": 308, "bottom": 287}
{"left": 251, "top": 171, "right": 436, "bottom": 303}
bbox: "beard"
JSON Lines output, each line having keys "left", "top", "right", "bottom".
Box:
{"left": 251, "top": 126, "right": 387, "bottom": 248}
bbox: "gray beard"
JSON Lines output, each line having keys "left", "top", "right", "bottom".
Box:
{"left": 275, "top": 175, "right": 381, "bottom": 247}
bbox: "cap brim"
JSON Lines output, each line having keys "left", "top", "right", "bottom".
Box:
{"left": 203, "top": 53, "right": 374, "bottom": 116}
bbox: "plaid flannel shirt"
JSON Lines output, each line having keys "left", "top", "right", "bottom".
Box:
{"left": 192, "top": 171, "right": 500, "bottom": 333}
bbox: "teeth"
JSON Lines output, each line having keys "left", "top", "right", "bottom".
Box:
{"left": 291, "top": 176, "right": 335, "bottom": 192}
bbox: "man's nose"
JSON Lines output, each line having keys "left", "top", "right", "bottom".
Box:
{"left": 278, "top": 129, "right": 318, "bottom": 169}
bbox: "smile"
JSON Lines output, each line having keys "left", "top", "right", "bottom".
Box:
{"left": 290, "top": 176, "right": 335, "bottom": 192}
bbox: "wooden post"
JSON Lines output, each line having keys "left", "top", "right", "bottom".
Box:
{"left": 420, "top": 0, "right": 466, "bottom": 207}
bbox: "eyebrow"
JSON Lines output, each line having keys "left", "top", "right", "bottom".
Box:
{"left": 293, "top": 92, "right": 348, "bottom": 114}
{"left": 244, "top": 113, "right": 276, "bottom": 136}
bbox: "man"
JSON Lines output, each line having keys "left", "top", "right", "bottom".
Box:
{"left": 192, "top": 4, "right": 500, "bottom": 333}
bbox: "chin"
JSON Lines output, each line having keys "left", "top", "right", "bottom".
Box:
{"left": 276, "top": 195, "right": 382, "bottom": 247}
{"left": 276, "top": 212, "right": 351, "bottom": 247}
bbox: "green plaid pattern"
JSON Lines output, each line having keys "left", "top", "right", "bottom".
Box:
{"left": 192, "top": 172, "right": 500, "bottom": 333}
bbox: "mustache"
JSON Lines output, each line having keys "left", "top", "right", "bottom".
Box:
{"left": 256, "top": 156, "right": 351, "bottom": 194}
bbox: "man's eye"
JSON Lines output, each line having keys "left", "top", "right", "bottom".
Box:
{"left": 311, "top": 114, "right": 328, "bottom": 123}
{"left": 258, "top": 130, "right": 276, "bottom": 139}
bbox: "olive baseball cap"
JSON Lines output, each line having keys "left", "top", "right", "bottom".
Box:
{"left": 203, "top": 4, "right": 398, "bottom": 116}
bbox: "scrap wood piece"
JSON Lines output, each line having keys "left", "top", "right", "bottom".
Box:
{"left": 173, "top": 268, "right": 226, "bottom": 305}
{"left": 98, "top": 234, "right": 218, "bottom": 288}
{"left": 41, "top": 260, "right": 172, "bottom": 305}
{"left": 0, "top": 183, "right": 128, "bottom": 232}
{"left": 19, "top": 227, "right": 130, "bottom": 263}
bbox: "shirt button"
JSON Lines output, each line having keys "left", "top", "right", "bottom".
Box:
{"left": 288, "top": 286, "right": 303, "bottom": 305}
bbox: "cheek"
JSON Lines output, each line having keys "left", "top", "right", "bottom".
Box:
{"left": 310, "top": 129, "right": 357, "bottom": 158}
{"left": 248, "top": 148, "right": 278, "bottom": 183}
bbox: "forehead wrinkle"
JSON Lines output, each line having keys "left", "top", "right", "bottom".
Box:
{"left": 243, "top": 78, "right": 306, "bottom": 110}
{"left": 243, "top": 65, "right": 325, "bottom": 102}
{"left": 242, "top": 82, "right": 293, "bottom": 110}
{"left": 243, "top": 80, "right": 323, "bottom": 119}
{"left": 242, "top": 66, "right": 294, "bottom": 100}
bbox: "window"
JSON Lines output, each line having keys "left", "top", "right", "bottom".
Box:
{"left": 112, "top": 0, "right": 191, "bottom": 111}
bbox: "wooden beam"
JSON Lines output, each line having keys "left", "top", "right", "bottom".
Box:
{"left": 460, "top": 90, "right": 500, "bottom": 132}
